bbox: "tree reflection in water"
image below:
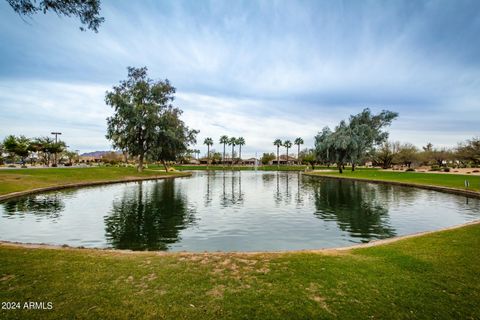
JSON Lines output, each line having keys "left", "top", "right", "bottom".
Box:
{"left": 305, "top": 177, "right": 397, "bottom": 241}
{"left": 2, "top": 193, "right": 65, "bottom": 220}
{"left": 104, "top": 180, "right": 196, "bottom": 250}
{"left": 220, "top": 171, "right": 244, "bottom": 207}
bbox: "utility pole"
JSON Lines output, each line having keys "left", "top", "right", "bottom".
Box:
{"left": 51, "top": 132, "right": 62, "bottom": 166}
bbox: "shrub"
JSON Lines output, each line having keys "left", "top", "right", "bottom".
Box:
{"left": 443, "top": 167, "right": 450, "bottom": 172}
{"left": 8, "top": 164, "right": 16, "bottom": 168}
{"left": 473, "top": 170, "right": 479, "bottom": 173}
{"left": 406, "top": 168, "right": 415, "bottom": 172}
{"left": 429, "top": 165, "right": 441, "bottom": 171}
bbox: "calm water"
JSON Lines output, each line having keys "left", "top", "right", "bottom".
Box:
{"left": 1, "top": 171, "right": 479, "bottom": 251}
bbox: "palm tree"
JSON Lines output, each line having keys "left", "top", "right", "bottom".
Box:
{"left": 236, "top": 137, "right": 245, "bottom": 162}
{"left": 228, "top": 137, "right": 236, "bottom": 165}
{"left": 294, "top": 137, "right": 304, "bottom": 164}
{"left": 284, "top": 140, "right": 292, "bottom": 165}
{"left": 273, "top": 139, "right": 283, "bottom": 168}
{"left": 203, "top": 137, "right": 213, "bottom": 165}
{"left": 219, "top": 135, "right": 229, "bottom": 165}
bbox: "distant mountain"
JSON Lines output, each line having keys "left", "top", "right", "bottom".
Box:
{"left": 80, "top": 151, "right": 122, "bottom": 157}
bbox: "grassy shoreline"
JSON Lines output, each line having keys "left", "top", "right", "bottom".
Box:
{"left": 0, "top": 167, "right": 189, "bottom": 197}
{"left": 1, "top": 223, "right": 479, "bottom": 319}
{"left": 305, "top": 169, "right": 480, "bottom": 193}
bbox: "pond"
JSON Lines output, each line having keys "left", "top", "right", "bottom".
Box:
{"left": 1, "top": 171, "right": 479, "bottom": 251}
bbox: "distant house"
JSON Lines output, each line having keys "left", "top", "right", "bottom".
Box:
{"left": 79, "top": 155, "right": 102, "bottom": 163}
{"left": 270, "top": 155, "right": 297, "bottom": 165}
{"left": 241, "top": 158, "right": 259, "bottom": 165}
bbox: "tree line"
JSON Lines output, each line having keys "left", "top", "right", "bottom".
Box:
{"left": 0, "top": 135, "right": 76, "bottom": 167}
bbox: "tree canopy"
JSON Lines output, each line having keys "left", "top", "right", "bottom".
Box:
{"left": 106, "top": 67, "right": 198, "bottom": 172}
{"left": 314, "top": 108, "right": 398, "bottom": 173}
{"left": 7, "top": 0, "right": 104, "bottom": 32}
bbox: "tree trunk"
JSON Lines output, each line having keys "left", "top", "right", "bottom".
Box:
{"left": 207, "top": 145, "right": 210, "bottom": 167}
{"left": 162, "top": 160, "right": 168, "bottom": 172}
{"left": 137, "top": 153, "right": 144, "bottom": 172}
{"left": 239, "top": 145, "right": 242, "bottom": 162}
{"left": 286, "top": 148, "right": 289, "bottom": 166}
{"left": 223, "top": 144, "right": 226, "bottom": 166}
{"left": 297, "top": 145, "right": 300, "bottom": 165}
{"left": 351, "top": 163, "right": 355, "bottom": 171}
{"left": 277, "top": 147, "right": 279, "bottom": 169}
{"left": 338, "top": 163, "right": 343, "bottom": 173}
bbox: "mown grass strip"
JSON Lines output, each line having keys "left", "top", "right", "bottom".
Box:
{"left": 0, "top": 167, "right": 187, "bottom": 196}
{"left": 306, "top": 169, "right": 480, "bottom": 192}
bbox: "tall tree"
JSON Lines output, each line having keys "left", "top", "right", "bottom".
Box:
{"left": 106, "top": 66, "right": 177, "bottom": 172}
{"left": 456, "top": 137, "right": 480, "bottom": 167}
{"left": 347, "top": 108, "right": 398, "bottom": 171}
{"left": 283, "top": 140, "right": 292, "bottom": 165}
{"left": 273, "top": 139, "right": 282, "bottom": 169}
{"left": 294, "top": 137, "right": 304, "bottom": 164}
{"left": 314, "top": 109, "right": 398, "bottom": 173}
{"left": 7, "top": 0, "right": 104, "bottom": 32}
{"left": 149, "top": 109, "right": 198, "bottom": 172}
{"left": 228, "top": 137, "right": 237, "bottom": 165}
{"left": 2, "top": 135, "right": 30, "bottom": 165}
{"left": 203, "top": 137, "right": 213, "bottom": 165}
{"left": 395, "top": 143, "right": 419, "bottom": 168}
{"left": 236, "top": 137, "right": 245, "bottom": 160}
{"left": 219, "top": 135, "right": 229, "bottom": 165}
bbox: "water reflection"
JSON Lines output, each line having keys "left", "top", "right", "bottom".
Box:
{"left": 2, "top": 193, "right": 65, "bottom": 220}
{"left": 220, "top": 171, "right": 244, "bottom": 207}
{"left": 104, "top": 180, "right": 195, "bottom": 250}
{"left": 304, "top": 177, "right": 397, "bottom": 240}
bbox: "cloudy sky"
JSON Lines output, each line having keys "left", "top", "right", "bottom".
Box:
{"left": 0, "top": 0, "right": 479, "bottom": 157}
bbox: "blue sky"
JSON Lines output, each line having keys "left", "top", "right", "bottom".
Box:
{"left": 0, "top": 0, "right": 479, "bottom": 157}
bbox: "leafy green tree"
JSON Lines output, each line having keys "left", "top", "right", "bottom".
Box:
{"left": 283, "top": 140, "right": 292, "bottom": 164}
{"left": 3, "top": 135, "right": 19, "bottom": 163}
{"left": 64, "top": 150, "right": 80, "bottom": 165}
{"left": 30, "top": 136, "right": 55, "bottom": 166}
{"left": 203, "top": 137, "right": 213, "bottom": 165}
{"left": 347, "top": 108, "right": 398, "bottom": 171}
{"left": 236, "top": 137, "right": 245, "bottom": 160}
{"left": 7, "top": 0, "right": 104, "bottom": 32}
{"left": 373, "top": 141, "right": 400, "bottom": 169}
{"left": 273, "top": 139, "right": 283, "bottom": 168}
{"left": 300, "top": 148, "right": 316, "bottom": 169}
{"left": 228, "top": 137, "right": 237, "bottom": 165}
{"left": 314, "top": 109, "right": 398, "bottom": 173}
{"left": 149, "top": 110, "right": 198, "bottom": 172}
{"left": 2, "top": 135, "right": 30, "bottom": 165}
{"left": 314, "top": 127, "right": 334, "bottom": 166}
{"left": 260, "top": 152, "right": 275, "bottom": 165}
{"left": 106, "top": 67, "right": 177, "bottom": 172}
{"left": 294, "top": 137, "right": 304, "bottom": 164}
{"left": 211, "top": 151, "right": 222, "bottom": 164}
{"left": 456, "top": 137, "right": 480, "bottom": 167}
{"left": 219, "top": 135, "right": 229, "bottom": 165}
{"left": 395, "top": 143, "right": 419, "bottom": 168}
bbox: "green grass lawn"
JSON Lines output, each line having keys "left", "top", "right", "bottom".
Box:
{"left": 306, "top": 169, "right": 480, "bottom": 192}
{"left": 0, "top": 167, "right": 186, "bottom": 196}
{"left": 1, "top": 223, "right": 479, "bottom": 319}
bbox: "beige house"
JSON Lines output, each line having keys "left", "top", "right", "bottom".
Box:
{"left": 270, "top": 155, "right": 297, "bottom": 165}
